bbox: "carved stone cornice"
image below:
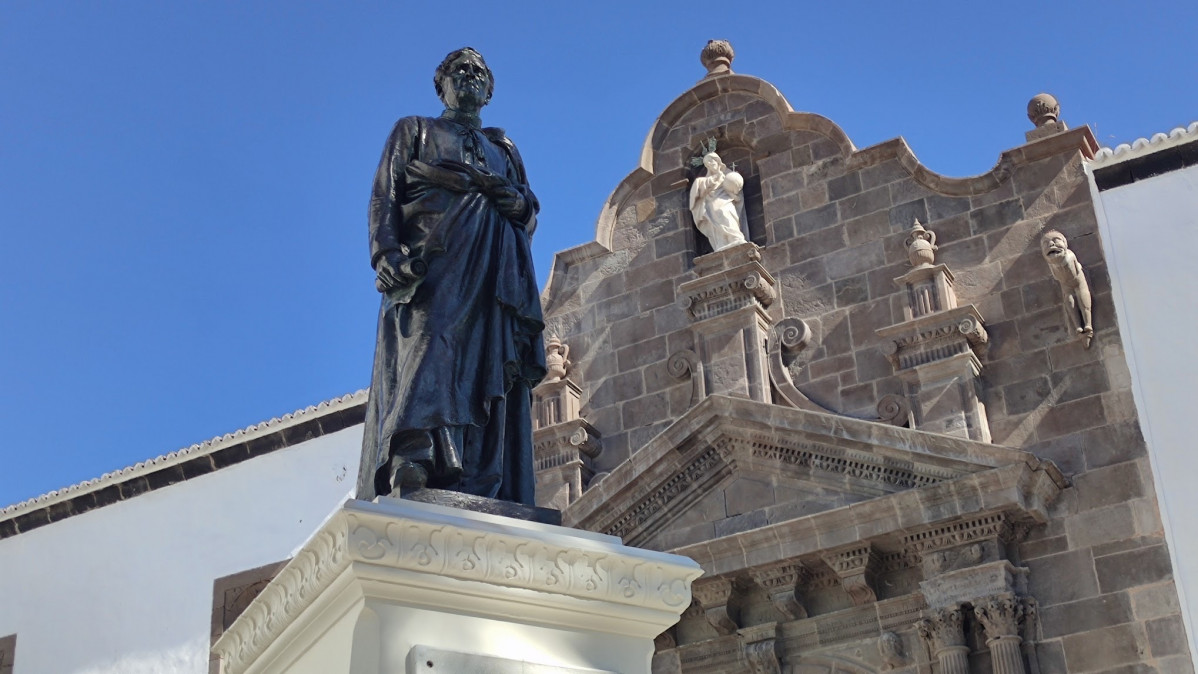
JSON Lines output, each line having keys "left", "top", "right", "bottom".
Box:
{"left": 678, "top": 243, "right": 776, "bottom": 323}
{"left": 212, "top": 498, "right": 703, "bottom": 674}
{"left": 877, "top": 305, "right": 988, "bottom": 372}
{"left": 902, "top": 511, "right": 1013, "bottom": 559}
{"left": 821, "top": 544, "right": 881, "bottom": 606}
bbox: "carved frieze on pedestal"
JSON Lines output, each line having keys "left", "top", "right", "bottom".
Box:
{"left": 674, "top": 242, "right": 776, "bottom": 403}
{"left": 974, "top": 593, "right": 1028, "bottom": 674}
{"left": 821, "top": 544, "right": 881, "bottom": 606}
{"left": 917, "top": 605, "right": 970, "bottom": 674}
{"left": 876, "top": 222, "right": 991, "bottom": 442}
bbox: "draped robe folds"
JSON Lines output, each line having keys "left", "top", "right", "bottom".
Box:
{"left": 358, "top": 115, "right": 546, "bottom": 504}
{"left": 688, "top": 171, "right": 746, "bottom": 252}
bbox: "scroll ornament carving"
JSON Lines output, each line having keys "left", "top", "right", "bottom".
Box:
{"left": 876, "top": 394, "right": 913, "bottom": 428}
{"left": 1041, "top": 230, "right": 1094, "bottom": 348}
{"left": 667, "top": 349, "right": 706, "bottom": 409}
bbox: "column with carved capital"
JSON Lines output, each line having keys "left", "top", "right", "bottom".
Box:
{"left": 974, "top": 594, "right": 1026, "bottom": 674}
{"left": 918, "top": 605, "right": 970, "bottom": 674}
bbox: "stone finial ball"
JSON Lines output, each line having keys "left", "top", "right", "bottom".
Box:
{"left": 1027, "top": 93, "right": 1060, "bottom": 127}
{"left": 700, "top": 40, "right": 735, "bottom": 74}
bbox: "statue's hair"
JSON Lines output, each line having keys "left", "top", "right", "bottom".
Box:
{"left": 434, "top": 47, "right": 494, "bottom": 105}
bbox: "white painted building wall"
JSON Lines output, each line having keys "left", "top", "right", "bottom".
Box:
{"left": 1089, "top": 149, "right": 1198, "bottom": 661}
{"left": 0, "top": 425, "right": 363, "bottom": 674}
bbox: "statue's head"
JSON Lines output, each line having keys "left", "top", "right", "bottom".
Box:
{"left": 702, "top": 152, "right": 723, "bottom": 172}
{"left": 1040, "top": 230, "right": 1068, "bottom": 260}
{"left": 435, "top": 47, "right": 494, "bottom": 112}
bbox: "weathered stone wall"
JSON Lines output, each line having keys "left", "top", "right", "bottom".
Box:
{"left": 540, "top": 67, "right": 1190, "bottom": 673}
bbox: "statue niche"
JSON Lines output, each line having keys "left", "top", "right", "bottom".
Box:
{"left": 687, "top": 140, "right": 764, "bottom": 255}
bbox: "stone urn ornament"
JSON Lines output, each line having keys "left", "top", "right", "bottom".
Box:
{"left": 544, "top": 335, "right": 571, "bottom": 383}
{"left": 905, "top": 220, "right": 938, "bottom": 267}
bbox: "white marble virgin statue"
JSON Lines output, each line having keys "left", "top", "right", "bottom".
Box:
{"left": 689, "top": 152, "right": 747, "bottom": 251}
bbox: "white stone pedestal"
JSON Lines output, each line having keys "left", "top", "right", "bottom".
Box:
{"left": 212, "top": 497, "right": 703, "bottom": 674}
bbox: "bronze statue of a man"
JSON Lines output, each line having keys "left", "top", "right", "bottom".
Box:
{"left": 357, "top": 48, "right": 545, "bottom": 504}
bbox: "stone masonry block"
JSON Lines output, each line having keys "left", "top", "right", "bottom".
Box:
{"left": 969, "top": 199, "right": 1025, "bottom": 235}
{"left": 1049, "top": 361, "right": 1111, "bottom": 405}
{"left": 844, "top": 210, "right": 890, "bottom": 247}
{"left": 1039, "top": 592, "right": 1135, "bottom": 639}
{"left": 794, "top": 202, "right": 839, "bottom": 235}
{"left": 825, "top": 241, "right": 884, "bottom": 280}
{"left": 1147, "top": 615, "right": 1189, "bottom": 658}
{"left": 1096, "top": 544, "right": 1173, "bottom": 595}
{"left": 860, "top": 159, "right": 908, "bottom": 190}
{"left": 1083, "top": 420, "right": 1148, "bottom": 471}
{"left": 837, "top": 185, "right": 890, "bottom": 221}
{"left": 621, "top": 392, "right": 669, "bottom": 430}
{"left": 1130, "top": 582, "right": 1182, "bottom": 622}
{"left": 789, "top": 226, "right": 848, "bottom": 263}
{"left": 616, "top": 335, "right": 666, "bottom": 371}
{"left": 1061, "top": 623, "right": 1144, "bottom": 672}
{"left": 888, "top": 198, "right": 927, "bottom": 230}
{"left": 926, "top": 194, "right": 972, "bottom": 221}
{"left": 1037, "top": 394, "right": 1107, "bottom": 441}
{"left": 1026, "top": 548, "right": 1100, "bottom": 606}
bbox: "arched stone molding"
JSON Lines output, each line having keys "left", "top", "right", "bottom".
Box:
{"left": 589, "top": 72, "right": 1096, "bottom": 254}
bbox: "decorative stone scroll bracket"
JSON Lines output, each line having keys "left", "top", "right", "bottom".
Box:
{"left": 667, "top": 349, "right": 706, "bottom": 410}
{"left": 747, "top": 562, "right": 810, "bottom": 620}
{"left": 768, "top": 317, "right": 912, "bottom": 428}
{"left": 821, "top": 544, "right": 881, "bottom": 606}
{"left": 692, "top": 577, "right": 740, "bottom": 635}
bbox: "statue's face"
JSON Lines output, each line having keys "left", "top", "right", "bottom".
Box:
{"left": 1041, "top": 232, "right": 1067, "bottom": 259}
{"left": 703, "top": 154, "right": 720, "bottom": 171}
{"left": 440, "top": 53, "right": 492, "bottom": 113}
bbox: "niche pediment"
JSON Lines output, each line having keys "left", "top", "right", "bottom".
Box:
{"left": 565, "top": 396, "right": 1060, "bottom": 551}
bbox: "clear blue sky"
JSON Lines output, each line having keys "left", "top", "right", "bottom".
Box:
{"left": 2, "top": 1, "right": 1194, "bottom": 508}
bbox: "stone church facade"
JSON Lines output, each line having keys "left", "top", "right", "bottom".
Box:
{"left": 532, "top": 42, "right": 1192, "bottom": 673}
{"left": 3, "top": 41, "right": 1194, "bottom": 674}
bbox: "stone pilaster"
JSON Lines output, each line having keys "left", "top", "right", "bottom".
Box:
{"left": 974, "top": 593, "right": 1027, "bottom": 674}
{"left": 675, "top": 242, "right": 776, "bottom": 403}
{"left": 918, "top": 605, "right": 970, "bottom": 674}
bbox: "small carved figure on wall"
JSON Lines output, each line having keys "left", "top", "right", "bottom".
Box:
{"left": 1040, "top": 230, "right": 1094, "bottom": 348}
{"left": 689, "top": 151, "right": 747, "bottom": 252}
